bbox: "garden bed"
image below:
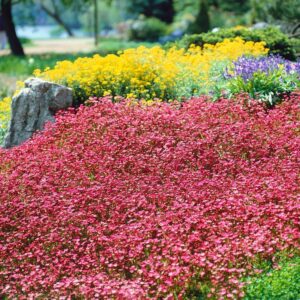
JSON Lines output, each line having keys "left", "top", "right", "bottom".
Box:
{"left": 0, "top": 94, "right": 299, "bottom": 299}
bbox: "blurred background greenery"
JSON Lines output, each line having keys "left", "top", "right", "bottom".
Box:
{"left": 2, "top": 0, "right": 299, "bottom": 52}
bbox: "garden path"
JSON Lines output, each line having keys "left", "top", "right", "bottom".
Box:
{"left": 0, "top": 37, "right": 94, "bottom": 56}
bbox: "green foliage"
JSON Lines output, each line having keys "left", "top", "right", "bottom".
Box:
{"left": 0, "top": 54, "right": 89, "bottom": 76}
{"left": 0, "top": 87, "right": 8, "bottom": 99}
{"left": 0, "top": 125, "right": 7, "bottom": 145}
{"left": 226, "top": 69, "right": 299, "bottom": 107}
{"left": 251, "top": 0, "right": 300, "bottom": 24}
{"left": 0, "top": 88, "right": 10, "bottom": 146}
{"left": 174, "top": 0, "right": 251, "bottom": 17}
{"left": 80, "top": 0, "right": 124, "bottom": 35}
{"left": 209, "top": 7, "right": 251, "bottom": 29}
{"left": 129, "top": 17, "right": 168, "bottom": 42}
{"left": 96, "top": 38, "right": 158, "bottom": 53}
{"left": 214, "top": 0, "right": 250, "bottom": 14}
{"left": 173, "top": 0, "right": 252, "bottom": 31}
{"left": 19, "top": 37, "right": 33, "bottom": 45}
{"left": 178, "top": 26, "right": 297, "bottom": 60}
{"left": 125, "top": 0, "right": 175, "bottom": 23}
{"left": 243, "top": 256, "right": 300, "bottom": 300}
{"left": 290, "top": 38, "right": 300, "bottom": 56}
{"left": 183, "top": 275, "right": 211, "bottom": 299}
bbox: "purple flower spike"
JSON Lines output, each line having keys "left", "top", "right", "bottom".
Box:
{"left": 225, "top": 55, "right": 300, "bottom": 81}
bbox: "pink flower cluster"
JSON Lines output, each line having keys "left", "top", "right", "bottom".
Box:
{"left": 0, "top": 94, "right": 299, "bottom": 299}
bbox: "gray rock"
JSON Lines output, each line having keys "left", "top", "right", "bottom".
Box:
{"left": 251, "top": 22, "right": 269, "bottom": 30}
{"left": 4, "top": 78, "right": 72, "bottom": 148}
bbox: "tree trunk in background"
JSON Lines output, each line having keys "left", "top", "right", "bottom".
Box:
{"left": 1, "top": 0, "right": 25, "bottom": 56}
{"left": 39, "top": 2, "right": 74, "bottom": 37}
{"left": 94, "top": 0, "right": 98, "bottom": 46}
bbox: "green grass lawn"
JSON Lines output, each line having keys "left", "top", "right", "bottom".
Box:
{"left": 0, "top": 53, "right": 95, "bottom": 77}
{"left": 0, "top": 74, "right": 23, "bottom": 97}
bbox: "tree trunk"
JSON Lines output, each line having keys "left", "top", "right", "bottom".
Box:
{"left": 1, "top": 0, "right": 25, "bottom": 56}
{"left": 40, "top": 3, "right": 74, "bottom": 37}
{"left": 94, "top": 0, "right": 98, "bottom": 46}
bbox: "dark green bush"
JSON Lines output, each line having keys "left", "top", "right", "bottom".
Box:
{"left": 290, "top": 38, "right": 300, "bottom": 57}
{"left": 177, "top": 27, "right": 296, "bottom": 60}
{"left": 243, "top": 256, "right": 300, "bottom": 300}
{"left": 129, "top": 17, "right": 168, "bottom": 42}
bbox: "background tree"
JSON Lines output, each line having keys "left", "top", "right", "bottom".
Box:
{"left": 187, "top": 0, "right": 210, "bottom": 33}
{"left": 125, "top": 0, "right": 175, "bottom": 24}
{"left": 1, "top": 0, "right": 25, "bottom": 56}
{"left": 174, "top": 0, "right": 251, "bottom": 34}
{"left": 251, "top": 0, "right": 300, "bottom": 36}
{"left": 211, "top": 0, "right": 250, "bottom": 14}
{"left": 34, "top": 0, "right": 75, "bottom": 37}
{"left": 1, "top": 0, "right": 96, "bottom": 56}
{"left": 94, "top": 0, "right": 98, "bottom": 45}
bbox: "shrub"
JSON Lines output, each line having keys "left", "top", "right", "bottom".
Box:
{"left": 178, "top": 26, "right": 296, "bottom": 60}
{"left": 0, "top": 94, "right": 299, "bottom": 299}
{"left": 33, "top": 39, "right": 268, "bottom": 105}
{"left": 128, "top": 17, "right": 168, "bottom": 42}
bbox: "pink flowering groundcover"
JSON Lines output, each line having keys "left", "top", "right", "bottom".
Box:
{"left": 0, "top": 94, "right": 299, "bottom": 299}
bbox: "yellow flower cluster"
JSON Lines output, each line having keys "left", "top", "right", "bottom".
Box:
{"left": 34, "top": 38, "right": 268, "bottom": 103}
{"left": 0, "top": 96, "right": 11, "bottom": 131}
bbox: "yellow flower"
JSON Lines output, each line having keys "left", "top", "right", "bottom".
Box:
{"left": 103, "top": 90, "right": 112, "bottom": 96}
{"left": 16, "top": 38, "right": 269, "bottom": 104}
{"left": 0, "top": 97, "right": 12, "bottom": 130}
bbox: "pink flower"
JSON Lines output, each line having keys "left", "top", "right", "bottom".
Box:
{"left": 0, "top": 93, "right": 299, "bottom": 299}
